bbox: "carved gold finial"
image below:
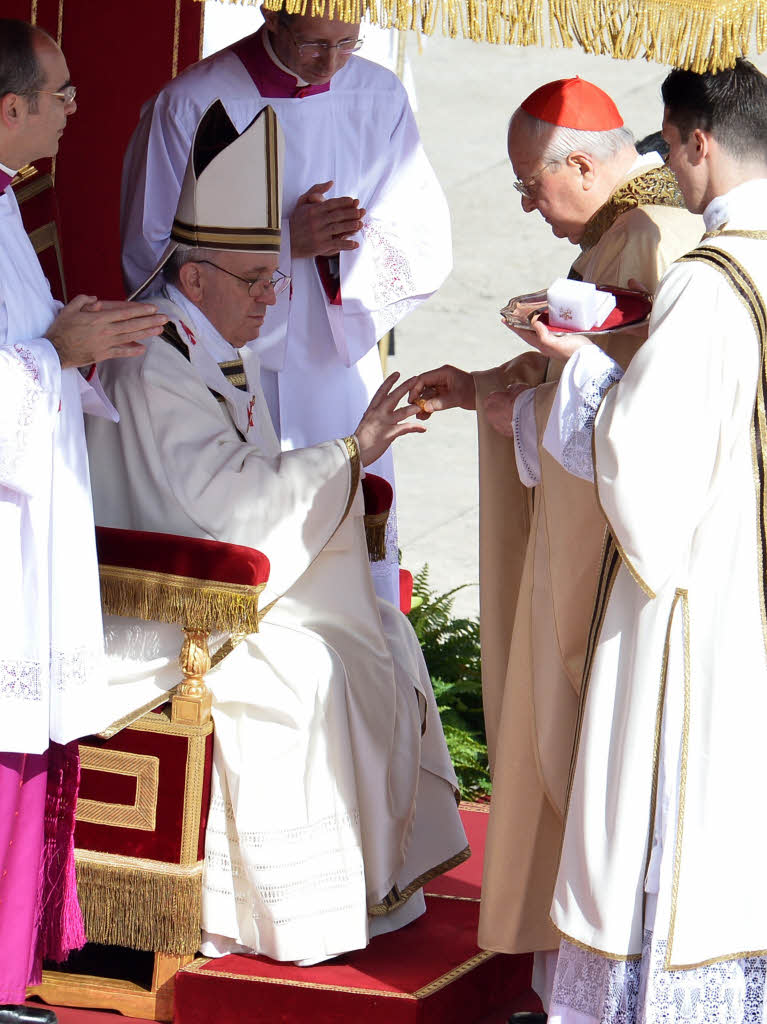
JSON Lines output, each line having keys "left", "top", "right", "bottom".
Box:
{"left": 171, "top": 627, "right": 212, "bottom": 725}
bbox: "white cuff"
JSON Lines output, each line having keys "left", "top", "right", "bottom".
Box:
{"left": 542, "top": 345, "right": 623, "bottom": 482}
{"left": 512, "top": 388, "right": 541, "bottom": 488}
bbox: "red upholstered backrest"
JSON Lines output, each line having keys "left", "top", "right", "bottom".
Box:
{"left": 96, "top": 527, "right": 270, "bottom": 586}
{"left": 399, "top": 569, "right": 414, "bottom": 615}
{"left": 362, "top": 474, "right": 394, "bottom": 516}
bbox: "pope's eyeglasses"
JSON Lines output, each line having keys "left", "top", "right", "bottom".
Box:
{"left": 196, "top": 260, "right": 291, "bottom": 297}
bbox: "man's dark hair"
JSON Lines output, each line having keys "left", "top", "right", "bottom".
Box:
{"left": 662, "top": 58, "right": 767, "bottom": 161}
{"left": 0, "top": 19, "right": 48, "bottom": 108}
{"left": 635, "top": 130, "right": 669, "bottom": 160}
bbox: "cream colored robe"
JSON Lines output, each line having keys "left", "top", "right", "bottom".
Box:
{"left": 85, "top": 295, "right": 467, "bottom": 963}
{"left": 478, "top": 159, "right": 703, "bottom": 955}
{"left": 553, "top": 198, "right": 767, "bottom": 967}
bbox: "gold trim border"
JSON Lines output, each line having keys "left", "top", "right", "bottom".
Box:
{"left": 77, "top": 746, "right": 159, "bottom": 831}
{"left": 368, "top": 844, "right": 471, "bottom": 916}
{"left": 180, "top": 946, "right": 497, "bottom": 1000}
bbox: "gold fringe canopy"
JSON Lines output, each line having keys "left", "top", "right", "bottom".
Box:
{"left": 99, "top": 564, "right": 265, "bottom": 634}
{"left": 202, "top": 0, "right": 767, "bottom": 72}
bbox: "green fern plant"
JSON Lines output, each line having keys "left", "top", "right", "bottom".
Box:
{"left": 407, "top": 565, "right": 491, "bottom": 799}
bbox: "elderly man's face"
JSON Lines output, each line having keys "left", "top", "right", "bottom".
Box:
{"left": 507, "top": 114, "right": 598, "bottom": 245}
{"left": 19, "top": 35, "right": 76, "bottom": 163}
{"left": 192, "top": 252, "right": 280, "bottom": 349}
{"left": 263, "top": 9, "right": 360, "bottom": 85}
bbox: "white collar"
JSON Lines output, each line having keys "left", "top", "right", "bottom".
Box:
{"left": 703, "top": 179, "right": 767, "bottom": 232}
{"left": 165, "top": 283, "right": 239, "bottom": 362}
{"left": 263, "top": 31, "right": 309, "bottom": 87}
{"left": 627, "top": 151, "right": 664, "bottom": 176}
{"left": 0, "top": 160, "right": 17, "bottom": 177}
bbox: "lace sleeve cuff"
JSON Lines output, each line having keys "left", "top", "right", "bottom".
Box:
{"left": 542, "top": 345, "right": 623, "bottom": 482}
{"left": 512, "top": 388, "right": 541, "bottom": 488}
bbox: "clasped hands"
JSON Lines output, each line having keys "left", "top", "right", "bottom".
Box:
{"left": 290, "top": 180, "right": 366, "bottom": 259}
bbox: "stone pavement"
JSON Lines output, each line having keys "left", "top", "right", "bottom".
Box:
{"left": 390, "top": 37, "right": 767, "bottom": 617}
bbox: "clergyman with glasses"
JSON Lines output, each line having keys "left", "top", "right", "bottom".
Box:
{"left": 0, "top": 20, "right": 168, "bottom": 1020}
{"left": 88, "top": 100, "right": 468, "bottom": 968}
{"left": 120, "top": 2, "right": 452, "bottom": 610}
{"left": 406, "top": 77, "right": 702, "bottom": 1014}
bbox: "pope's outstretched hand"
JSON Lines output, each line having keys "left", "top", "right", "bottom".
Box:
{"left": 407, "top": 364, "right": 476, "bottom": 419}
{"left": 46, "top": 296, "right": 168, "bottom": 370}
{"left": 355, "top": 372, "right": 426, "bottom": 467}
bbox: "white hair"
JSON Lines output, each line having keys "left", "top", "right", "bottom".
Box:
{"left": 163, "top": 244, "right": 219, "bottom": 284}
{"left": 514, "top": 108, "right": 635, "bottom": 166}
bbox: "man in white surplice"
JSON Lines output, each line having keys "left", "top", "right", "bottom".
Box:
{"left": 87, "top": 100, "right": 467, "bottom": 965}
{"left": 0, "top": 19, "right": 167, "bottom": 1007}
{"left": 515, "top": 59, "right": 767, "bottom": 1024}
{"left": 120, "top": 5, "right": 452, "bottom": 608}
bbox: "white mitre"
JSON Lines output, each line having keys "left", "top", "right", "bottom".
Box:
{"left": 130, "top": 98, "right": 285, "bottom": 299}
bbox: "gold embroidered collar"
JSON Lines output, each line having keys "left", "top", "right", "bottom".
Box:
{"left": 580, "top": 165, "right": 685, "bottom": 252}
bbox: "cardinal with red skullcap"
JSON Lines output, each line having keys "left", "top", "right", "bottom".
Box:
{"left": 408, "top": 75, "right": 702, "bottom": 1010}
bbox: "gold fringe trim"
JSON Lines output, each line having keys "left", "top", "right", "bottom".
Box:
{"left": 364, "top": 509, "right": 389, "bottom": 562}
{"left": 100, "top": 564, "right": 265, "bottom": 633}
{"left": 201, "top": 0, "right": 767, "bottom": 72}
{"left": 74, "top": 850, "right": 202, "bottom": 955}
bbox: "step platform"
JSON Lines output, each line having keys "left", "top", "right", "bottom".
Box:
{"left": 29, "top": 805, "right": 541, "bottom": 1022}
{"left": 173, "top": 803, "right": 540, "bottom": 1023}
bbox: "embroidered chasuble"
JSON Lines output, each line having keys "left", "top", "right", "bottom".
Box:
{"left": 476, "top": 156, "right": 703, "bottom": 957}
{"left": 120, "top": 26, "right": 452, "bottom": 607}
{"left": 86, "top": 292, "right": 468, "bottom": 964}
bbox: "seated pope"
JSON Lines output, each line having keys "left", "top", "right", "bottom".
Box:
{"left": 85, "top": 101, "right": 468, "bottom": 965}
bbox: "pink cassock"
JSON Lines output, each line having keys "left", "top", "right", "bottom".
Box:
{"left": 0, "top": 745, "right": 84, "bottom": 1001}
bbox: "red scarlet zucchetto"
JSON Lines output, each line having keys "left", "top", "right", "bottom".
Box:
{"left": 520, "top": 77, "right": 624, "bottom": 131}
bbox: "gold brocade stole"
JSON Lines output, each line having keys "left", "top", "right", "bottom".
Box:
{"left": 676, "top": 241, "right": 767, "bottom": 651}
{"left": 574, "top": 165, "right": 685, "bottom": 268}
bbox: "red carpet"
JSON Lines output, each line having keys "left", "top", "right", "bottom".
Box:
{"left": 30, "top": 804, "right": 541, "bottom": 1022}
{"left": 174, "top": 802, "right": 540, "bottom": 1023}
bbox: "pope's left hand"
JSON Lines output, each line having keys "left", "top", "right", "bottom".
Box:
{"left": 526, "top": 318, "right": 593, "bottom": 361}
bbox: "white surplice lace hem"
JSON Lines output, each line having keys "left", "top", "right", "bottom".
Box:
{"left": 0, "top": 645, "right": 104, "bottom": 701}
{"left": 0, "top": 344, "right": 45, "bottom": 486}
{"left": 551, "top": 932, "right": 767, "bottom": 1024}
{"left": 543, "top": 344, "right": 624, "bottom": 483}
{"left": 203, "top": 792, "right": 366, "bottom": 925}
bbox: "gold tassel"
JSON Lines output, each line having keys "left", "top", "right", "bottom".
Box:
{"left": 247, "top": 0, "right": 766, "bottom": 70}
{"left": 364, "top": 509, "right": 389, "bottom": 562}
{"left": 99, "top": 565, "right": 264, "bottom": 634}
{"left": 75, "top": 851, "right": 203, "bottom": 955}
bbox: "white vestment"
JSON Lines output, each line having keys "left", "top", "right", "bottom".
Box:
{"left": 120, "top": 30, "right": 452, "bottom": 607}
{"left": 0, "top": 183, "right": 117, "bottom": 754}
{"left": 538, "top": 180, "right": 767, "bottom": 1021}
{"left": 85, "top": 287, "right": 467, "bottom": 963}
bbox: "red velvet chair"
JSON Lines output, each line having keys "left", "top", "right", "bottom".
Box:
{"left": 363, "top": 474, "right": 415, "bottom": 616}
{"left": 31, "top": 528, "right": 269, "bottom": 1022}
